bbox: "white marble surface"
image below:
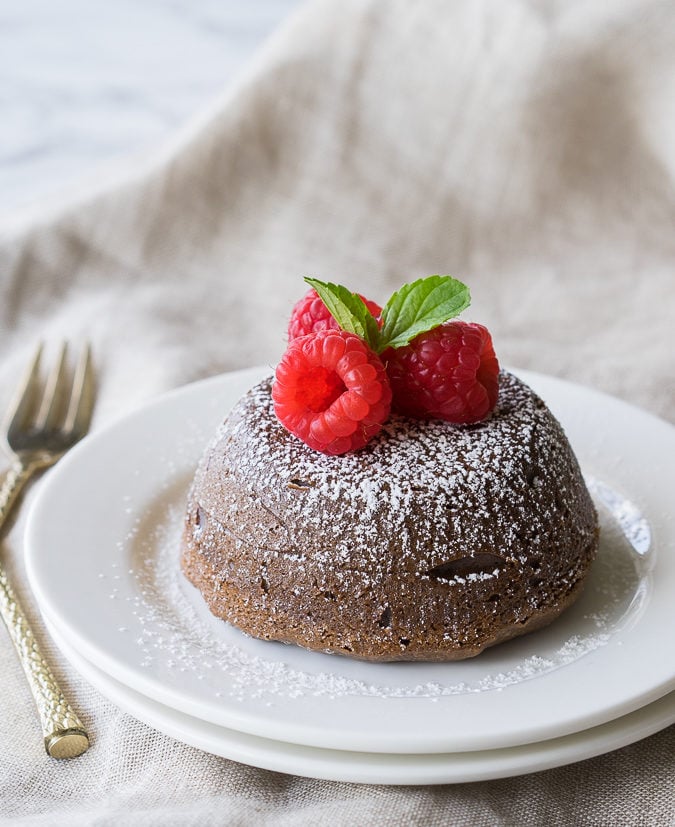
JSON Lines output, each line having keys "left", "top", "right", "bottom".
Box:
{"left": 0, "top": 0, "right": 302, "bottom": 225}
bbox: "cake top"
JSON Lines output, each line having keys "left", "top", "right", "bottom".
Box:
{"left": 242, "top": 371, "right": 536, "bottom": 509}
{"left": 199, "top": 370, "right": 590, "bottom": 581}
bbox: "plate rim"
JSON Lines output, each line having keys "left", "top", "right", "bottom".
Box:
{"left": 45, "top": 616, "right": 675, "bottom": 785}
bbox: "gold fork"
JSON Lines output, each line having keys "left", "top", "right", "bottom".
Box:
{"left": 0, "top": 343, "right": 95, "bottom": 759}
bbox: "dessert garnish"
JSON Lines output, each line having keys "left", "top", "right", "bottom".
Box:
{"left": 272, "top": 329, "right": 392, "bottom": 455}
{"left": 288, "top": 289, "right": 382, "bottom": 340}
{"left": 273, "top": 276, "right": 500, "bottom": 454}
{"left": 384, "top": 321, "right": 498, "bottom": 424}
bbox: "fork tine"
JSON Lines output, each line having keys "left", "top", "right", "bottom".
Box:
{"left": 63, "top": 343, "right": 94, "bottom": 436}
{"left": 3, "top": 343, "right": 43, "bottom": 439}
{"left": 34, "top": 342, "right": 68, "bottom": 432}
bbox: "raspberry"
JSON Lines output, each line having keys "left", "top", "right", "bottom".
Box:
{"left": 384, "top": 321, "right": 499, "bottom": 424}
{"left": 273, "top": 329, "right": 392, "bottom": 455}
{"left": 288, "top": 288, "right": 382, "bottom": 341}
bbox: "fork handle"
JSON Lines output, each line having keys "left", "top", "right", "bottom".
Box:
{"left": 0, "top": 461, "right": 36, "bottom": 533}
{"left": 0, "top": 463, "right": 89, "bottom": 758}
{"left": 0, "top": 565, "right": 90, "bottom": 757}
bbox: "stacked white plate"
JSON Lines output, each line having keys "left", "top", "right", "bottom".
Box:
{"left": 25, "top": 367, "right": 675, "bottom": 784}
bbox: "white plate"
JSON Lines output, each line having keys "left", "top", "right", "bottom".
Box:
{"left": 25, "top": 367, "right": 675, "bottom": 754}
{"left": 46, "top": 617, "right": 675, "bottom": 785}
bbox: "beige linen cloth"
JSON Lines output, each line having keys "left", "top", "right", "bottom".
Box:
{"left": 1, "top": 0, "right": 674, "bottom": 824}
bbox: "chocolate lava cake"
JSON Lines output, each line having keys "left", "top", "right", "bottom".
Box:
{"left": 181, "top": 371, "right": 599, "bottom": 661}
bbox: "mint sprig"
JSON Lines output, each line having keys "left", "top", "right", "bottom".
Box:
{"left": 378, "top": 276, "right": 470, "bottom": 350}
{"left": 304, "top": 278, "right": 381, "bottom": 351}
{"left": 304, "top": 274, "right": 470, "bottom": 353}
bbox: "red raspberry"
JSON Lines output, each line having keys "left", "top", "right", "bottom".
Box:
{"left": 273, "top": 329, "right": 392, "bottom": 455}
{"left": 384, "top": 321, "right": 499, "bottom": 424}
{"left": 288, "top": 288, "right": 382, "bottom": 341}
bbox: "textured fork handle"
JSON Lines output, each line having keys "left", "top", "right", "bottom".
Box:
{"left": 0, "top": 462, "right": 36, "bottom": 531}
{"left": 0, "top": 566, "right": 89, "bottom": 757}
{"left": 0, "top": 462, "right": 89, "bottom": 758}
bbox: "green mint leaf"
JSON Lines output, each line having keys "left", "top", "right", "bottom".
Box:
{"left": 304, "top": 277, "right": 381, "bottom": 350}
{"left": 378, "top": 275, "right": 470, "bottom": 351}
